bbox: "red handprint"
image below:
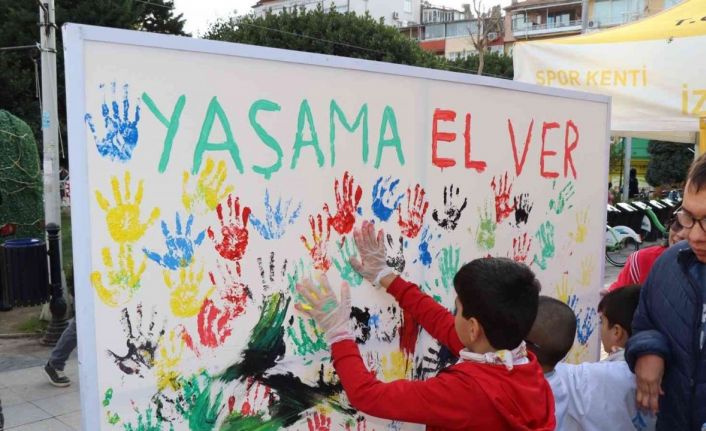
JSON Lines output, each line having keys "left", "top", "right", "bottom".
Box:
{"left": 175, "top": 324, "right": 201, "bottom": 357}
{"left": 324, "top": 171, "right": 362, "bottom": 235}
{"left": 198, "top": 262, "right": 250, "bottom": 348}
{"left": 512, "top": 232, "right": 532, "bottom": 264}
{"left": 239, "top": 379, "right": 272, "bottom": 416}
{"left": 300, "top": 214, "right": 332, "bottom": 271}
{"left": 207, "top": 194, "right": 251, "bottom": 275}
{"left": 490, "top": 172, "right": 515, "bottom": 223}
{"left": 397, "top": 184, "right": 429, "bottom": 238}
{"left": 306, "top": 412, "right": 332, "bottom": 431}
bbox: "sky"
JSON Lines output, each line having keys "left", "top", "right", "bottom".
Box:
{"left": 173, "top": 0, "right": 510, "bottom": 36}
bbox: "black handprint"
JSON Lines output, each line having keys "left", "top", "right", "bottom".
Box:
{"left": 385, "top": 234, "right": 406, "bottom": 272}
{"left": 432, "top": 184, "right": 468, "bottom": 231}
{"left": 413, "top": 342, "right": 457, "bottom": 379}
{"left": 513, "top": 193, "right": 534, "bottom": 226}
{"left": 257, "top": 252, "right": 288, "bottom": 292}
{"left": 108, "top": 304, "right": 165, "bottom": 377}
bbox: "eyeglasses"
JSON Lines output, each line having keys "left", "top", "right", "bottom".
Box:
{"left": 675, "top": 209, "right": 706, "bottom": 231}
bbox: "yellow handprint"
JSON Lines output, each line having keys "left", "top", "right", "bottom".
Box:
{"left": 555, "top": 272, "right": 574, "bottom": 304}
{"left": 155, "top": 328, "right": 185, "bottom": 391}
{"left": 163, "top": 265, "right": 214, "bottom": 318}
{"left": 569, "top": 209, "right": 589, "bottom": 244}
{"left": 380, "top": 350, "right": 412, "bottom": 381}
{"left": 95, "top": 172, "right": 160, "bottom": 244}
{"left": 91, "top": 245, "right": 147, "bottom": 307}
{"left": 182, "top": 158, "right": 234, "bottom": 214}
{"left": 578, "top": 256, "right": 595, "bottom": 287}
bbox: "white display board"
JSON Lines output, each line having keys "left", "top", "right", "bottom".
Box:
{"left": 64, "top": 24, "right": 610, "bottom": 431}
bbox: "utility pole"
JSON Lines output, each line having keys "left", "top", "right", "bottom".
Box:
{"left": 39, "top": 0, "right": 68, "bottom": 344}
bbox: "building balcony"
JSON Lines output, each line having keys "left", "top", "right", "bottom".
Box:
{"left": 512, "top": 19, "right": 582, "bottom": 37}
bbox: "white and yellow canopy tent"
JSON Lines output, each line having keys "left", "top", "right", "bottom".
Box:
{"left": 514, "top": 0, "right": 706, "bottom": 197}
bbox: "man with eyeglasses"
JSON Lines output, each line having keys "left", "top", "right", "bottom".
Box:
{"left": 626, "top": 153, "right": 706, "bottom": 431}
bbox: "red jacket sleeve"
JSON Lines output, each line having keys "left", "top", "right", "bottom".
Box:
{"left": 387, "top": 276, "right": 464, "bottom": 355}
{"left": 331, "top": 340, "right": 490, "bottom": 428}
{"left": 608, "top": 251, "right": 639, "bottom": 291}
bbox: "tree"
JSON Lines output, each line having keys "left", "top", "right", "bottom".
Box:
{"left": 645, "top": 140, "right": 694, "bottom": 187}
{"left": 204, "top": 6, "right": 446, "bottom": 70}
{"left": 0, "top": 110, "right": 44, "bottom": 241}
{"left": 0, "top": 0, "right": 187, "bottom": 164}
{"left": 447, "top": 52, "right": 513, "bottom": 78}
{"left": 467, "top": 0, "right": 503, "bottom": 76}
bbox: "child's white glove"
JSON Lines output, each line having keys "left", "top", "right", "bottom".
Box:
{"left": 295, "top": 275, "right": 354, "bottom": 345}
{"left": 350, "top": 221, "right": 395, "bottom": 287}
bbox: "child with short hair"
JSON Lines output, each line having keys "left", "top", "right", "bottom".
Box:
{"left": 296, "top": 221, "right": 555, "bottom": 430}
{"left": 526, "top": 286, "right": 655, "bottom": 431}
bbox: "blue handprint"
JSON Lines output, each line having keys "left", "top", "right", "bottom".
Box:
{"left": 143, "top": 213, "right": 205, "bottom": 270}
{"left": 371, "top": 176, "right": 404, "bottom": 222}
{"left": 418, "top": 226, "right": 433, "bottom": 267}
{"left": 84, "top": 82, "right": 141, "bottom": 162}
{"left": 576, "top": 307, "right": 597, "bottom": 345}
{"left": 250, "top": 190, "right": 302, "bottom": 240}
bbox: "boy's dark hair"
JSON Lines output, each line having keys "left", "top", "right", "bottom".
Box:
{"left": 453, "top": 257, "right": 541, "bottom": 350}
{"left": 597, "top": 285, "right": 641, "bottom": 337}
{"left": 687, "top": 153, "right": 706, "bottom": 192}
{"left": 526, "top": 296, "right": 577, "bottom": 369}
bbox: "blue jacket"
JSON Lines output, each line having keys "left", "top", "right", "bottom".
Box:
{"left": 626, "top": 241, "right": 706, "bottom": 431}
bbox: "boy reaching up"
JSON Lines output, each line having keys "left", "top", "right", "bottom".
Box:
{"left": 295, "top": 221, "right": 555, "bottom": 430}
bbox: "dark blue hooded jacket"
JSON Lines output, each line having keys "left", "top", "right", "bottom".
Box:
{"left": 626, "top": 241, "right": 706, "bottom": 431}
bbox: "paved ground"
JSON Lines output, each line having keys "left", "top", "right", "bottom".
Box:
{"left": 0, "top": 259, "right": 626, "bottom": 430}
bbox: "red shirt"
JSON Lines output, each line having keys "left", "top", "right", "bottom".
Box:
{"left": 331, "top": 277, "right": 556, "bottom": 431}
{"left": 608, "top": 245, "right": 667, "bottom": 291}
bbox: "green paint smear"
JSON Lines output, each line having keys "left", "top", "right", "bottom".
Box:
{"left": 287, "top": 316, "right": 328, "bottom": 356}
{"left": 107, "top": 412, "right": 121, "bottom": 425}
{"left": 220, "top": 292, "right": 291, "bottom": 383}
{"left": 423, "top": 279, "right": 444, "bottom": 304}
{"left": 476, "top": 203, "right": 496, "bottom": 251}
{"left": 220, "top": 411, "right": 284, "bottom": 431}
{"left": 532, "top": 221, "right": 556, "bottom": 270}
{"left": 103, "top": 388, "right": 113, "bottom": 407}
{"left": 177, "top": 370, "right": 223, "bottom": 431}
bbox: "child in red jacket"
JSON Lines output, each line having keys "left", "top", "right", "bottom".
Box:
{"left": 295, "top": 221, "right": 555, "bottom": 431}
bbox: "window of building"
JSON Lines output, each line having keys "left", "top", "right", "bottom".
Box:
{"left": 424, "top": 23, "right": 446, "bottom": 39}
{"left": 404, "top": 0, "right": 412, "bottom": 13}
{"left": 512, "top": 13, "right": 528, "bottom": 30}
{"left": 663, "top": 0, "right": 681, "bottom": 8}
{"left": 592, "top": 0, "right": 645, "bottom": 26}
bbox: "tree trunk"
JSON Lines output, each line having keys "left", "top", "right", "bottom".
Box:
{"left": 477, "top": 50, "right": 485, "bottom": 75}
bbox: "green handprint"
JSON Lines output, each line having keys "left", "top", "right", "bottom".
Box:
{"left": 439, "top": 246, "right": 460, "bottom": 293}
{"left": 422, "top": 279, "right": 444, "bottom": 303}
{"left": 123, "top": 406, "right": 173, "bottom": 431}
{"left": 475, "top": 202, "right": 496, "bottom": 251}
{"left": 549, "top": 181, "right": 575, "bottom": 215}
{"left": 287, "top": 316, "right": 328, "bottom": 358}
{"left": 532, "top": 221, "right": 556, "bottom": 270}
{"left": 286, "top": 258, "right": 311, "bottom": 305}
{"left": 332, "top": 237, "right": 363, "bottom": 287}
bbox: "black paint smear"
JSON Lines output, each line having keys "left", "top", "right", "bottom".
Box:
{"left": 513, "top": 193, "right": 533, "bottom": 226}
{"left": 350, "top": 306, "right": 371, "bottom": 344}
{"left": 107, "top": 305, "right": 165, "bottom": 377}
{"left": 432, "top": 184, "right": 468, "bottom": 231}
{"left": 220, "top": 292, "right": 290, "bottom": 383}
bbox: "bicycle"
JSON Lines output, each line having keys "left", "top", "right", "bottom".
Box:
{"left": 605, "top": 224, "right": 641, "bottom": 267}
